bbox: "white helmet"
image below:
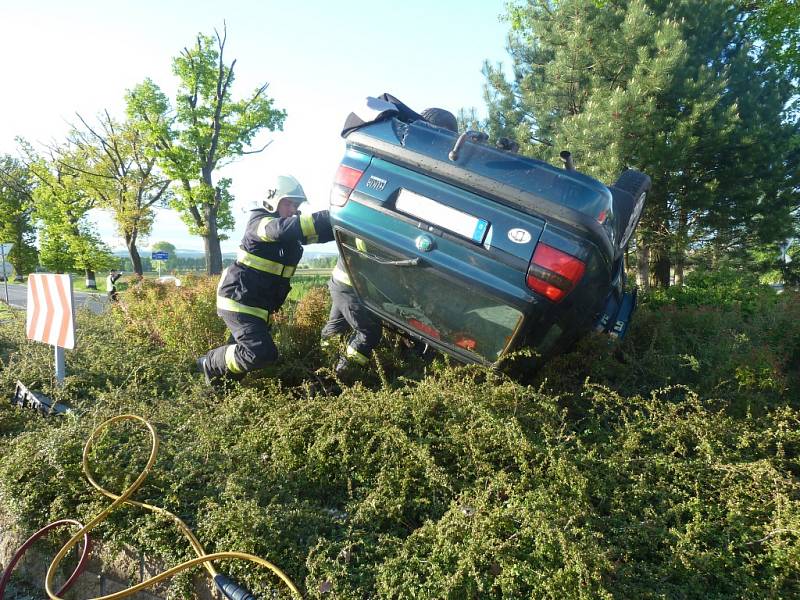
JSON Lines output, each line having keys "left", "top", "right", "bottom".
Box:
{"left": 264, "top": 174, "right": 307, "bottom": 212}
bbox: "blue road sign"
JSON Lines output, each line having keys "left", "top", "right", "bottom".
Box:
{"left": 151, "top": 251, "right": 169, "bottom": 261}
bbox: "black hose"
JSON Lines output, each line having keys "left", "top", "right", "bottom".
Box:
{"left": 214, "top": 573, "right": 259, "bottom": 600}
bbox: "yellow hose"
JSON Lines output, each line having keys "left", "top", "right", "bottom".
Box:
{"left": 45, "top": 414, "right": 300, "bottom": 599}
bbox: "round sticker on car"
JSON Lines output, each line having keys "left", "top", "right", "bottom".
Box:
{"left": 508, "top": 228, "right": 532, "bottom": 244}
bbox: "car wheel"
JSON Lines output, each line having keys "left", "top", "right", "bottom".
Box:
{"left": 610, "top": 170, "right": 651, "bottom": 251}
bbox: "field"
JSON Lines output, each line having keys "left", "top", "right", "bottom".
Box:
{"left": 0, "top": 269, "right": 798, "bottom": 598}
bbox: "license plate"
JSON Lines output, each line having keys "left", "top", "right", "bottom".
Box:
{"left": 396, "top": 189, "right": 489, "bottom": 244}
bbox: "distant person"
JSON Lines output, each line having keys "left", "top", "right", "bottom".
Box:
{"left": 106, "top": 270, "right": 122, "bottom": 302}
{"left": 321, "top": 106, "right": 458, "bottom": 382}
{"left": 196, "top": 175, "right": 334, "bottom": 389}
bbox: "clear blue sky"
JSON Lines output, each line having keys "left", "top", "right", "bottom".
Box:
{"left": 1, "top": 0, "right": 511, "bottom": 253}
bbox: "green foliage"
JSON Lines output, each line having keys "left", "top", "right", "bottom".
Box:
{"left": 18, "top": 139, "right": 115, "bottom": 274}
{"left": 151, "top": 240, "right": 177, "bottom": 271}
{"left": 64, "top": 113, "right": 172, "bottom": 275}
{"left": 743, "top": 0, "right": 800, "bottom": 84}
{"left": 125, "top": 26, "right": 286, "bottom": 274}
{"left": 0, "top": 155, "right": 38, "bottom": 275}
{"left": 485, "top": 0, "right": 800, "bottom": 286}
{"left": 642, "top": 266, "right": 777, "bottom": 312}
{"left": 120, "top": 275, "right": 227, "bottom": 360}
{"left": 1, "top": 281, "right": 798, "bottom": 598}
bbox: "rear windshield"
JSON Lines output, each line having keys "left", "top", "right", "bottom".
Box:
{"left": 339, "top": 231, "right": 524, "bottom": 363}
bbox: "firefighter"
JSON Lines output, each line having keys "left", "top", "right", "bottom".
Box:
{"left": 197, "top": 175, "right": 334, "bottom": 388}
{"left": 320, "top": 238, "right": 383, "bottom": 382}
{"left": 321, "top": 107, "right": 457, "bottom": 381}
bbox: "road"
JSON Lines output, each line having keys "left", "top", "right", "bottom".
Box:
{"left": 1, "top": 282, "right": 107, "bottom": 314}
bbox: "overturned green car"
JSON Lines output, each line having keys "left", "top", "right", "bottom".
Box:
{"left": 329, "top": 95, "right": 650, "bottom": 367}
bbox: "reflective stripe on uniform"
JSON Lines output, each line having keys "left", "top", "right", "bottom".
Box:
{"left": 217, "top": 268, "right": 228, "bottom": 294}
{"left": 332, "top": 263, "right": 351, "bottom": 286}
{"left": 256, "top": 217, "right": 276, "bottom": 241}
{"left": 216, "top": 295, "right": 271, "bottom": 322}
{"left": 236, "top": 248, "right": 296, "bottom": 278}
{"left": 345, "top": 345, "right": 369, "bottom": 365}
{"left": 224, "top": 344, "right": 244, "bottom": 373}
{"left": 299, "top": 213, "right": 318, "bottom": 243}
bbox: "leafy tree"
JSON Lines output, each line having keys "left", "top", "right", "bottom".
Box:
{"left": 126, "top": 25, "right": 286, "bottom": 274}
{"left": 61, "top": 112, "right": 172, "bottom": 276}
{"left": 484, "top": 0, "right": 799, "bottom": 288}
{"left": 151, "top": 240, "right": 176, "bottom": 254}
{"left": 151, "top": 240, "right": 177, "bottom": 271}
{"left": 19, "top": 140, "right": 116, "bottom": 284}
{"left": 743, "top": 0, "right": 800, "bottom": 84}
{"left": 0, "top": 155, "right": 38, "bottom": 278}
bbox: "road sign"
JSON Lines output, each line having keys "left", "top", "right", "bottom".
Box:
{"left": 26, "top": 274, "right": 75, "bottom": 350}
{"left": 151, "top": 251, "right": 169, "bottom": 260}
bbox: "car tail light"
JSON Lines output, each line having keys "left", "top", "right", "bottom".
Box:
{"left": 330, "top": 164, "right": 364, "bottom": 207}
{"left": 526, "top": 243, "right": 586, "bottom": 303}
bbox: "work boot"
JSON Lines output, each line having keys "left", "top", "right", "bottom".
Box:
{"left": 196, "top": 356, "right": 240, "bottom": 391}
{"left": 334, "top": 356, "right": 362, "bottom": 386}
{"left": 195, "top": 356, "right": 213, "bottom": 387}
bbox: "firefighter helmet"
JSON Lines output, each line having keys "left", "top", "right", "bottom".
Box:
{"left": 263, "top": 175, "right": 307, "bottom": 213}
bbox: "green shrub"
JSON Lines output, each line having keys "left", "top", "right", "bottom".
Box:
{"left": 1, "top": 278, "right": 798, "bottom": 598}
{"left": 120, "top": 275, "right": 226, "bottom": 362}
{"left": 641, "top": 266, "right": 778, "bottom": 313}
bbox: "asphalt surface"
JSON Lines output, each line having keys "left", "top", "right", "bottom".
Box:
{"left": 0, "top": 282, "right": 107, "bottom": 314}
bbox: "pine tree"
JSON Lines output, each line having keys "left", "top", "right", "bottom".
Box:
{"left": 484, "top": 0, "right": 799, "bottom": 287}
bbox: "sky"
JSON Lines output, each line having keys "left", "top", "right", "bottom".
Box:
{"left": 0, "top": 0, "right": 511, "bottom": 254}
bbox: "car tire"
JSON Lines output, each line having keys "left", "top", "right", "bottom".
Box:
{"left": 610, "top": 170, "right": 651, "bottom": 252}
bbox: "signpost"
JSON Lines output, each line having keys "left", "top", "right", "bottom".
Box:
{"left": 151, "top": 251, "right": 169, "bottom": 277}
{"left": 26, "top": 273, "right": 75, "bottom": 384}
{"left": 0, "top": 242, "right": 12, "bottom": 305}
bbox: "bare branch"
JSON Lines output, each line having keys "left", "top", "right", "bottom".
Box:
{"left": 239, "top": 140, "right": 273, "bottom": 155}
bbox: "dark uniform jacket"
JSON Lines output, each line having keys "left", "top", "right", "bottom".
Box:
{"left": 217, "top": 208, "right": 334, "bottom": 317}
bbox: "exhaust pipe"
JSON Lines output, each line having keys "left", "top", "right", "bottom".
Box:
{"left": 560, "top": 150, "right": 575, "bottom": 171}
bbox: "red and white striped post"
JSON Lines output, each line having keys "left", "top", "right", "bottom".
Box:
{"left": 25, "top": 274, "right": 75, "bottom": 384}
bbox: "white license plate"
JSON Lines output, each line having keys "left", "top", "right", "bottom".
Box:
{"left": 396, "top": 189, "right": 489, "bottom": 243}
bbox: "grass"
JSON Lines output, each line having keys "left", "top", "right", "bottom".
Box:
{"left": 0, "top": 302, "right": 17, "bottom": 320}
{"left": 0, "top": 270, "right": 797, "bottom": 598}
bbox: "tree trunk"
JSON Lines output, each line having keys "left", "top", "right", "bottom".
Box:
{"left": 673, "top": 207, "right": 688, "bottom": 287}
{"left": 636, "top": 241, "right": 650, "bottom": 292}
{"left": 202, "top": 200, "right": 222, "bottom": 275}
{"left": 85, "top": 268, "right": 97, "bottom": 290}
{"left": 674, "top": 256, "right": 685, "bottom": 286}
{"left": 125, "top": 231, "right": 143, "bottom": 276}
{"left": 650, "top": 244, "right": 671, "bottom": 288}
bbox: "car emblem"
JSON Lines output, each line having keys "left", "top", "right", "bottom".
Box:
{"left": 366, "top": 176, "right": 387, "bottom": 191}
{"left": 508, "top": 228, "right": 531, "bottom": 244}
{"left": 416, "top": 235, "right": 434, "bottom": 252}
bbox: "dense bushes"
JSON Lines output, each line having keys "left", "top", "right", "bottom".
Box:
{"left": 0, "top": 275, "right": 798, "bottom": 598}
